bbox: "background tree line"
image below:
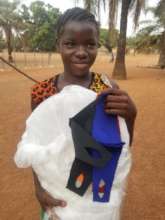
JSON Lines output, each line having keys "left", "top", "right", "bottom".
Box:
{"left": 0, "top": 0, "right": 164, "bottom": 79}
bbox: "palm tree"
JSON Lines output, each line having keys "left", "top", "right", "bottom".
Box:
{"left": 74, "top": 0, "right": 106, "bottom": 23}
{"left": 74, "top": 0, "right": 96, "bottom": 14}
{"left": 105, "top": 0, "right": 119, "bottom": 62}
{"left": 83, "top": 0, "right": 97, "bottom": 14}
{"left": 112, "top": 0, "right": 146, "bottom": 79}
{"left": 128, "top": 26, "right": 160, "bottom": 54}
{"left": 158, "top": 30, "right": 165, "bottom": 68}
{"left": 134, "top": 0, "right": 165, "bottom": 68}
{"left": 0, "top": 0, "right": 21, "bottom": 62}
{"left": 155, "top": 0, "right": 165, "bottom": 68}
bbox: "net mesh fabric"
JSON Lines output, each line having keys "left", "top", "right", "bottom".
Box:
{"left": 14, "top": 85, "right": 131, "bottom": 220}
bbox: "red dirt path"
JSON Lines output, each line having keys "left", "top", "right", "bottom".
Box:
{"left": 0, "top": 54, "right": 165, "bottom": 220}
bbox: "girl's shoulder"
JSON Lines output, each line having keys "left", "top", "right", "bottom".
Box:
{"left": 90, "top": 72, "right": 119, "bottom": 93}
{"left": 31, "top": 75, "right": 58, "bottom": 109}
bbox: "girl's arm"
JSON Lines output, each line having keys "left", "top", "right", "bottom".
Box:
{"left": 32, "top": 170, "right": 66, "bottom": 211}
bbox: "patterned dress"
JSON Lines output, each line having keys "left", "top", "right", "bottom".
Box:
{"left": 31, "top": 72, "right": 111, "bottom": 108}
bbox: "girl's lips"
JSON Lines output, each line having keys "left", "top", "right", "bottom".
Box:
{"left": 72, "top": 63, "right": 89, "bottom": 69}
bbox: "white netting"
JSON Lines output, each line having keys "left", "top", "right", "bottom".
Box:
{"left": 14, "top": 85, "right": 132, "bottom": 220}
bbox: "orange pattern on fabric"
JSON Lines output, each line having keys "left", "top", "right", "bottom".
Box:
{"left": 75, "top": 173, "right": 85, "bottom": 188}
{"left": 31, "top": 77, "right": 57, "bottom": 105}
{"left": 31, "top": 73, "right": 109, "bottom": 107}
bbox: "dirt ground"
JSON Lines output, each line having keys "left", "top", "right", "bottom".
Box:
{"left": 0, "top": 53, "right": 165, "bottom": 220}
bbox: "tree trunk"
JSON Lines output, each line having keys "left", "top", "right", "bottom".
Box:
{"left": 105, "top": 27, "right": 114, "bottom": 62}
{"left": 84, "top": 0, "right": 92, "bottom": 12}
{"left": 104, "top": 40, "right": 114, "bottom": 62}
{"left": 158, "top": 30, "right": 165, "bottom": 69}
{"left": 112, "top": 0, "right": 131, "bottom": 79}
{"left": 4, "top": 26, "right": 13, "bottom": 63}
{"left": 106, "top": 0, "right": 116, "bottom": 63}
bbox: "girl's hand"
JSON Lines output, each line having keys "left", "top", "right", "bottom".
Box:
{"left": 33, "top": 171, "right": 67, "bottom": 219}
{"left": 98, "top": 88, "right": 137, "bottom": 145}
{"left": 98, "top": 88, "right": 137, "bottom": 121}
{"left": 36, "top": 186, "right": 67, "bottom": 211}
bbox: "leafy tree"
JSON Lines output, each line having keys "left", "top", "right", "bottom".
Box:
{"left": 127, "top": 27, "right": 160, "bottom": 54}
{"left": 17, "top": 4, "right": 31, "bottom": 52}
{"left": 0, "top": 31, "right": 5, "bottom": 51}
{"left": 0, "top": 0, "right": 22, "bottom": 62}
{"left": 99, "top": 28, "right": 108, "bottom": 44}
{"left": 133, "top": 0, "right": 165, "bottom": 68}
{"left": 27, "top": 1, "right": 61, "bottom": 51}
{"left": 100, "top": 28, "right": 118, "bottom": 47}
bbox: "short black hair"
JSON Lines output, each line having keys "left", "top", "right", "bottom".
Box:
{"left": 56, "top": 7, "right": 99, "bottom": 39}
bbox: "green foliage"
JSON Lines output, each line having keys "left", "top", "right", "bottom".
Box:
{"left": 0, "top": 31, "right": 5, "bottom": 51}
{"left": 99, "top": 28, "right": 108, "bottom": 44}
{"left": 0, "top": 0, "right": 23, "bottom": 30}
{"left": 0, "top": 0, "right": 61, "bottom": 53}
{"left": 130, "top": 0, "right": 165, "bottom": 54}
{"left": 144, "top": 0, "right": 165, "bottom": 32}
{"left": 0, "top": 0, "right": 23, "bottom": 61}
{"left": 155, "top": 0, "right": 165, "bottom": 28}
{"left": 127, "top": 33, "right": 160, "bottom": 53}
{"left": 21, "top": 1, "right": 61, "bottom": 51}
{"left": 99, "top": 28, "right": 118, "bottom": 48}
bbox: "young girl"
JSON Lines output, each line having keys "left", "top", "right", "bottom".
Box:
{"left": 15, "top": 7, "right": 137, "bottom": 220}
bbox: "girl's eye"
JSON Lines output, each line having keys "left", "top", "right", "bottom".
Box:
{"left": 64, "top": 42, "right": 76, "bottom": 48}
{"left": 87, "top": 43, "right": 98, "bottom": 49}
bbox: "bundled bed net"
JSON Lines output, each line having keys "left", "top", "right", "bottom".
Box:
{"left": 14, "top": 85, "right": 132, "bottom": 220}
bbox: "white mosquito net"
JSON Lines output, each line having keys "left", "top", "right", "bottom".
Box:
{"left": 14, "top": 85, "right": 132, "bottom": 220}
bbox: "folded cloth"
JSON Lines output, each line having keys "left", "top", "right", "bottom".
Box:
{"left": 92, "top": 94, "right": 124, "bottom": 147}
{"left": 68, "top": 93, "right": 125, "bottom": 202}
{"left": 67, "top": 100, "right": 112, "bottom": 196}
{"left": 92, "top": 93, "right": 124, "bottom": 202}
{"left": 14, "top": 85, "right": 132, "bottom": 220}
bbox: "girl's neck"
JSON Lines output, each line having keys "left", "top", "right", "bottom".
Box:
{"left": 57, "top": 72, "right": 93, "bottom": 91}
{"left": 63, "top": 71, "right": 91, "bottom": 83}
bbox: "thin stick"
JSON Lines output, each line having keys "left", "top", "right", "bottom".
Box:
{"left": 0, "top": 56, "right": 39, "bottom": 83}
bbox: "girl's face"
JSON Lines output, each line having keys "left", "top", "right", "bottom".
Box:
{"left": 58, "top": 21, "right": 99, "bottom": 77}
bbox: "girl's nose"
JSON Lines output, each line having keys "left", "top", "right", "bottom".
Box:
{"left": 75, "top": 46, "right": 88, "bottom": 58}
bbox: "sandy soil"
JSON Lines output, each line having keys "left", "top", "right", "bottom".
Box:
{"left": 0, "top": 53, "right": 165, "bottom": 220}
